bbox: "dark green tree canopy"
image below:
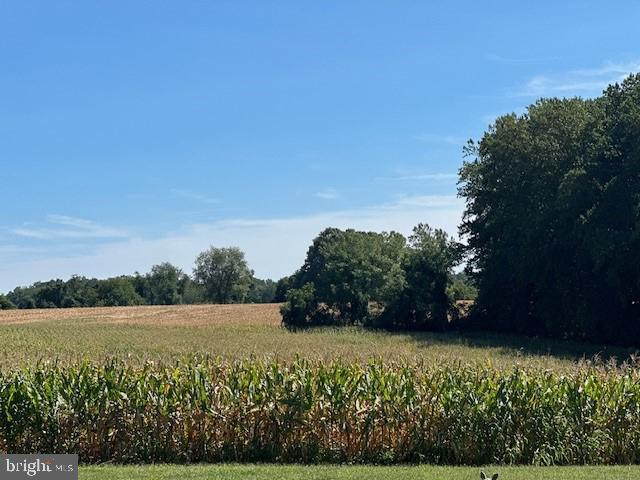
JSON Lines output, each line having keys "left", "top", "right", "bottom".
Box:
{"left": 96, "top": 277, "right": 144, "bottom": 307}
{"left": 460, "top": 74, "right": 640, "bottom": 345}
{"left": 0, "top": 294, "right": 16, "bottom": 310}
{"left": 380, "top": 224, "right": 460, "bottom": 330}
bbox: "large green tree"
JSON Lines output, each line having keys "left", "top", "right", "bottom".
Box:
{"left": 193, "top": 246, "right": 253, "bottom": 304}
{"left": 460, "top": 74, "right": 640, "bottom": 345}
{"left": 283, "top": 228, "right": 406, "bottom": 326}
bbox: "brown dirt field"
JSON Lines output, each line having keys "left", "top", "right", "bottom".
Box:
{"left": 0, "top": 303, "right": 282, "bottom": 326}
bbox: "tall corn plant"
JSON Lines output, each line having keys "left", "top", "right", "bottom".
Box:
{"left": 1, "top": 358, "right": 639, "bottom": 465}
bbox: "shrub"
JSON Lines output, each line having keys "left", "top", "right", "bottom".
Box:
{"left": 0, "top": 294, "right": 15, "bottom": 310}
{"left": 280, "top": 283, "right": 317, "bottom": 327}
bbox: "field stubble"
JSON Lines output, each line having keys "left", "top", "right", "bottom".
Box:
{"left": 0, "top": 304, "right": 637, "bottom": 371}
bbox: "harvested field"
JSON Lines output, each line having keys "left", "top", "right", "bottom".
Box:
{"left": 0, "top": 304, "right": 636, "bottom": 370}
{"left": 0, "top": 303, "right": 282, "bottom": 326}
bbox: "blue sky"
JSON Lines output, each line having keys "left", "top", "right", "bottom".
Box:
{"left": 1, "top": 1, "right": 639, "bottom": 292}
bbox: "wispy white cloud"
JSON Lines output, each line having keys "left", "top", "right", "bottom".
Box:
{"left": 414, "top": 133, "right": 466, "bottom": 146}
{"left": 10, "top": 215, "right": 129, "bottom": 240}
{"left": 170, "top": 188, "right": 219, "bottom": 205}
{"left": 314, "top": 188, "right": 340, "bottom": 200}
{"left": 377, "top": 172, "right": 458, "bottom": 182}
{"left": 0, "top": 245, "right": 47, "bottom": 257}
{"left": 390, "top": 195, "right": 462, "bottom": 208}
{"left": 11, "top": 228, "right": 51, "bottom": 240}
{"left": 48, "top": 215, "right": 99, "bottom": 229}
{"left": 485, "top": 52, "right": 559, "bottom": 64}
{"left": 518, "top": 60, "right": 640, "bottom": 97}
{"left": 480, "top": 106, "right": 527, "bottom": 127}
{"left": 0, "top": 195, "right": 464, "bottom": 292}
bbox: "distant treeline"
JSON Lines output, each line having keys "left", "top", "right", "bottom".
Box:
{"left": 0, "top": 247, "right": 278, "bottom": 309}
{"left": 0, "top": 242, "right": 476, "bottom": 312}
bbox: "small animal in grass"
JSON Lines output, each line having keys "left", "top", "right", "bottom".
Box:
{"left": 480, "top": 472, "right": 498, "bottom": 480}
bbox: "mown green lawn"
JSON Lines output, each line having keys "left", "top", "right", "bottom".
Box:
{"left": 80, "top": 464, "right": 640, "bottom": 480}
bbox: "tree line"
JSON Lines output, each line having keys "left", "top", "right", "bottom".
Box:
{"left": 0, "top": 236, "right": 475, "bottom": 318}
{"left": 279, "top": 74, "right": 640, "bottom": 345}
{"left": 0, "top": 247, "right": 277, "bottom": 309}
{"left": 460, "top": 74, "right": 640, "bottom": 346}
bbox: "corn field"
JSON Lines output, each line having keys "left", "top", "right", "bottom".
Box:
{"left": 1, "top": 358, "right": 640, "bottom": 465}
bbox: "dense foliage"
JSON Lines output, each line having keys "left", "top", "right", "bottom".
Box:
{"left": 378, "top": 224, "right": 460, "bottom": 330}
{"left": 134, "top": 262, "right": 190, "bottom": 305}
{"left": 281, "top": 225, "right": 460, "bottom": 329}
{"left": 7, "top": 276, "right": 145, "bottom": 309}
{"left": 1, "top": 358, "right": 639, "bottom": 465}
{"left": 447, "top": 272, "right": 478, "bottom": 302}
{"left": 246, "top": 278, "right": 278, "bottom": 304}
{"left": 460, "top": 74, "right": 640, "bottom": 345}
{"left": 0, "top": 294, "right": 15, "bottom": 310}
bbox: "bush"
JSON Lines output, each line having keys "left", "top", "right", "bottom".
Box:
{"left": 280, "top": 283, "right": 317, "bottom": 327}
{"left": 0, "top": 294, "right": 16, "bottom": 310}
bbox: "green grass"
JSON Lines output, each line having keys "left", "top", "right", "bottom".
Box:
{"left": 0, "top": 312, "right": 637, "bottom": 371}
{"left": 80, "top": 464, "right": 640, "bottom": 479}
